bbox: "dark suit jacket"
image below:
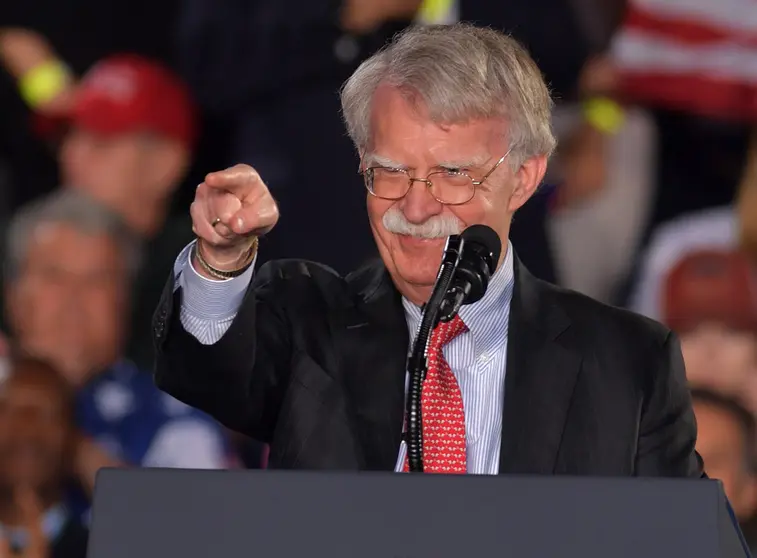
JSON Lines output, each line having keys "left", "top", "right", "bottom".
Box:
{"left": 153, "top": 254, "right": 702, "bottom": 477}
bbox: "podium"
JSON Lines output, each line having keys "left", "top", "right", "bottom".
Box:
{"left": 88, "top": 468, "right": 750, "bottom": 558}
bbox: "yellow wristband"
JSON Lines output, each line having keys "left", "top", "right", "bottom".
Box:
{"left": 418, "top": 0, "right": 454, "bottom": 23}
{"left": 18, "top": 59, "right": 72, "bottom": 108}
{"left": 583, "top": 97, "right": 625, "bottom": 135}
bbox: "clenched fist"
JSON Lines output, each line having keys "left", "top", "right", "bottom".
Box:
{"left": 190, "top": 164, "right": 279, "bottom": 277}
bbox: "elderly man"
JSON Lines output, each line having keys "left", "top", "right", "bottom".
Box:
{"left": 57, "top": 54, "right": 197, "bottom": 370}
{"left": 0, "top": 42, "right": 197, "bottom": 370}
{"left": 154, "top": 24, "right": 701, "bottom": 476}
{"left": 4, "top": 190, "right": 231, "bottom": 516}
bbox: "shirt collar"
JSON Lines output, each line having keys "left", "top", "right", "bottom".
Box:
{"left": 402, "top": 240, "right": 515, "bottom": 355}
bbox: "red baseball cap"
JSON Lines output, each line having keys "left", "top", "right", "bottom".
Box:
{"left": 35, "top": 54, "right": 197, "bottom": 148}
{"left": 663, "top": 249, "right": 757, "bottom": 332}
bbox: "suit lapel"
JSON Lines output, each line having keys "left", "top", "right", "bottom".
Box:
{"left": 338, "top": 255, "right": 582, "bottom": 473}
{"left": 341, "top": 261, "right": 408, "bottom": 471}
{"left": 499, "top": 256, "right": 583, "bottom": 474}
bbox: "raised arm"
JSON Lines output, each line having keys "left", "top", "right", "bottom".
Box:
{"left": 153, "top": 165, "right": 290, "bottom": 441}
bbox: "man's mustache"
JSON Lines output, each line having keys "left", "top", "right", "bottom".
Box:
{"left": 382, "top": 207, "right": 462, "bottom": 239}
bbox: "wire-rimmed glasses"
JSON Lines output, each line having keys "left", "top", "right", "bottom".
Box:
{"left": 359, "top": 149, "right": 511, "bottom": 205}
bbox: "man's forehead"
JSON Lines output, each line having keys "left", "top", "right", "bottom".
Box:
{"left": 21, "top": 224, "right": 125, "bottom": 280}
{"left": 366, "top": 99, "right": 508, "bottom": 168}
{"left": 28, "top": 222, "right": 117, "bottom": 251}
{"left": 371, "top": 84, "right": 508, "bottom": 127}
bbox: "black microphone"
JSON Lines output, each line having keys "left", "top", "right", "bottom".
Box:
{"left": 438, "top": 224, "right": 502, "bottom": 322}
{"left": 405, "top": 224, "right": 502, "bottom": 472}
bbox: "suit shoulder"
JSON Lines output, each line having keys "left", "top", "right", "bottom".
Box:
{"left": 540, "top": 279, "right": 671, "bottom": 349}
{"left": 253, "top": 258, "right": 386, "bottom": 308}
{"left": 255, "top": 258, "right": 343, "bottom": 284}
{"left": 251, "top": 259, "right": 347, "bottom": 311}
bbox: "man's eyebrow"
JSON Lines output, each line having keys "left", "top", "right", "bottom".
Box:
{"left": 363, "top": 154, "right": 407, "bottom": 168}
{"left": 363, "top": 154, "right": 491, "bottom": 169}
{"left": 434, "top": 155, "right": 490, "bottom": 169}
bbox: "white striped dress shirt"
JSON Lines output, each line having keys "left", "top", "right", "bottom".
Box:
{"left": 174, "top": 241, "right": 514, "bottom": 475}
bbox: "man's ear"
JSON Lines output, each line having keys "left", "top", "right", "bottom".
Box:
{"left": 508, "top": 154, "right": 548, "bottom": 212}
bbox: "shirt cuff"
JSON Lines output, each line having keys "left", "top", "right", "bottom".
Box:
{"left": 174, "top": 240, "right": 255, "bottom": 320}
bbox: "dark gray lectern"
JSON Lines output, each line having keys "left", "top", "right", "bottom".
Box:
{"left": 88, "top": 469, "right": 749, "bottom": 558}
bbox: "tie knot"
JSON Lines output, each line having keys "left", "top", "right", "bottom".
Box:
{"left": 430, "top": 314, "right": 467, "bottom": 349}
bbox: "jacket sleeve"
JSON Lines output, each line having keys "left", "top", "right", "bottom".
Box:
{"left": 153, "top": 261, "right": 296, "bottom": 442}
{"left": 635, "top": 330, "right": 704, "bottom": 478}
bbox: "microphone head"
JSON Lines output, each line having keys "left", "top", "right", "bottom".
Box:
{"left": 461, "top": 224, "right": 501, "bottom": 274}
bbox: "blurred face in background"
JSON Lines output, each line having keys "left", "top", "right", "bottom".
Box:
{"left": 680, "top": 323, "right": 757, "bottom": 400}
{"left": 59, "top": 127, "right": 187, "bottom": 236}
{"left": 60, "top": 128, "right": 148, "bottom": 202}
{"left": 6, "top": 222, "right": 128, "bottom": 386}
{"left": 694, "top": 398, "right": 757, "bottom": 519}
{"left": 364, "top": 85, "right": 545, "bottom": 305}
{"left": 0, "top": 362, "right": 72, "bottom": 500}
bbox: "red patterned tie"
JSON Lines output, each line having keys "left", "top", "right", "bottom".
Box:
{"left": 404, "top": 315, "right": 468, "bottom": 473}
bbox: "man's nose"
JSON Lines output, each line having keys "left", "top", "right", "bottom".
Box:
{"left": 397, "top": 179, "right": 443, "bottom": 224}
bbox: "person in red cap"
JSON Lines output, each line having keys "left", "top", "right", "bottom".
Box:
{"left": 59, "top": 54, "right": 196, "bottom": 238}
{"left": 0, "top": 46, "right": 197, "bottom": 368}
{"left": 51, "top": 54, "right": 198, "bottom": 368}
{"left": 662, "top": 249, "right": 757, "bottom": 410}
{"left": 0, "top": 41, "right": 199, "bottom": 368}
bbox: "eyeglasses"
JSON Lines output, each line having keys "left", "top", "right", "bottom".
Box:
{"left": 359, "top": 149, "right": 512, "bottom": 206}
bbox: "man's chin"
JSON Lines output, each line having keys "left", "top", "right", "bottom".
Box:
{"left": 392, "top": 255, "right": 443, "bottom": 289}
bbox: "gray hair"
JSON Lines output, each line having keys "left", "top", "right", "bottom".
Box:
{"left": 4, "top": 189, "right": 142, "bottom": 283}
{"left": 340, "top": 23, "right": 557, "bottom": 166}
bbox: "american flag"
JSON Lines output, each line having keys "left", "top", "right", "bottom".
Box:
{"left": 610, "top": 0, "right": 757, "bottom": 122}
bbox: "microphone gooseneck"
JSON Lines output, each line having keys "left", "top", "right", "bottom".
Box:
{"left": 405, "top": 235, "right": 463, "bottom": 473}
{"left": 405, "top": 225, "right": 502, "bottom": 473}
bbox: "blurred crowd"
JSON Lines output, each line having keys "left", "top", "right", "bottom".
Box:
{"left": 0, "top": 0, "right": 756, "bottom": 555}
